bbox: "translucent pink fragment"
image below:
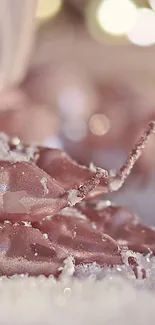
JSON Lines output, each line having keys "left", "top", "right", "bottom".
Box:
{"left": 0, "top": 223, "right": 62, "bottom": 276}
{"left": 78, "top": 201, "right": 137, "bottom": 233}
{"left": 36, "top": 147, "right": 108, "bottom": 190}
{"left": 0, "top": 135, "right": 109, "bottom": 221}
{"left": 78, "top": 200, "right": 155, "bottom": 255}
{"left": 0, "top": 161, "right": 67, "bottom": 221}
{"left": 0, "top": 130, "right": 153, "bottom": 279}
{"left": 113, "top": 223, "right": 155, "bottom": 255}
{"left": 33, "top": 212, "right": 122, "bottom": 267}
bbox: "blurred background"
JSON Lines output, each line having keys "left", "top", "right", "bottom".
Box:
{"left": 1, "top": 0, "right": 155, "bottom": 221}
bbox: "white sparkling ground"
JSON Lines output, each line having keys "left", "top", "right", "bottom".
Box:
{"left": 0, "top": 258, "right": 155, "bottom": 325}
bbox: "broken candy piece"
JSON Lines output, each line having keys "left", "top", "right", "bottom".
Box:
{"left": 77, "top": 200, "right": 155, "bottom": 255}
{"left": 0, "top": 223, "right": 62, "bottom": 276}
{"left": 0, "top": 121, "right": 154, "bottom": 222}
{"left": 0, "top": 206, "right": 122, "bottom": 277}
{"left": 0, "top": 161, "right": 68, "bottom": 222}
{"left": 33, "top": 210, "right": 122, "bottom": 267}
{"left": 32, "top": 203, "right": 147, "bottom": 279}
{"left": 0, "top": 122, "right": 153, "bottom": 279}
{"left": 77, "top": 200, "right": 138, "bottom": 233}
{"left": 0, "top": 199, "right": 151, "bottom": 278}
{"left": 113, "top": 223, "right": 155, "bottom": 255}
{"left": 36, "top": 148, "right": 99, "bottom": 191}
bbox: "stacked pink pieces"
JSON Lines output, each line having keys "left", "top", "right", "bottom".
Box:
{"left": 0, "top": 127, "right": 154, "bottom": 279}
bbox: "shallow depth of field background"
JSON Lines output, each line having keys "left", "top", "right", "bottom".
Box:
{"left": 1, "top": 0, "right": 155, "bottom": 222}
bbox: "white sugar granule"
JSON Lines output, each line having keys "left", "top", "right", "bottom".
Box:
{"left": 68, "top": 189, "right": 82, "bottom": 206}
{"left": 95, "top": 199, "right": 112, "bottom": 211}
{"left": 40, "top": 177, "right": 49, "bottom": 195}
{"left": 0, "top": 132, "right": 37, "bottom": 163}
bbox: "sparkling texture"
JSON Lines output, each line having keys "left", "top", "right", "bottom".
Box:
{"left": 0, "top": 127, "right": 153, "bottom": 280}
{"left": 0, "top": 272, "right": 155, "bottom": 324}
{"left": 0, "top": 126, "right": 153, "bottom": 323}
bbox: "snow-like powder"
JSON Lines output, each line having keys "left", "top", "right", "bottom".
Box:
{"left": 0, "top": 254, "right": 155, "bottom": 325}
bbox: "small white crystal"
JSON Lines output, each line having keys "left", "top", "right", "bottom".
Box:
{"left": 96, "top": 200, "right": 112, "bottom": 211}
{"left": 59, "top": 256, "right": 75, "bottom": 279}
{"left": 92, "top": 222, "right": 97, "bottom": 230}
{"left": 10, "top": 136, "right": 20, "bottom": 146}
{"left": 4, "top": 220, "right": 11, "bottom": 224}
{"left": 44, "top": 215, "right": 52, "bottom": 220}
{"left": 40, "top": 177, "right": 49, "bottom": 195}
{"left": 21, "top": 221, "right": 32, "bottom": 227}
{"left": 109, "top": 178, "right": 123, "bottom": 192}
{"left": 0, "top": 133, "right": 37, "bottom": 162}
{"left": 89, "top": 162, "right": 97, "bottom": 172}
{"left": 43, "top": 233, "right": 48, "bottom": 239}
{"left": 68, "top": 189, "right": 82, "bottom": 206}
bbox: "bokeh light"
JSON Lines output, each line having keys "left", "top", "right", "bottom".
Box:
{"left": 36, "top": 0, "right": 62, "bottom": 20}
{"left": 89, "top": 114, "right": 110, "bottom": 136}
{"left": 96, "top": 0, "right": 137, "bottom": 36}
{"left": 58, "top": 87, "right": 89, "bottom": 120}
{"left": 128, "top": 8, "right": 155, "bottom": 46}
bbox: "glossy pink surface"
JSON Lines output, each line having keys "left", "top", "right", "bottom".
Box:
{"left": 0, "top": 131, "right": 153, "bottom": 279}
